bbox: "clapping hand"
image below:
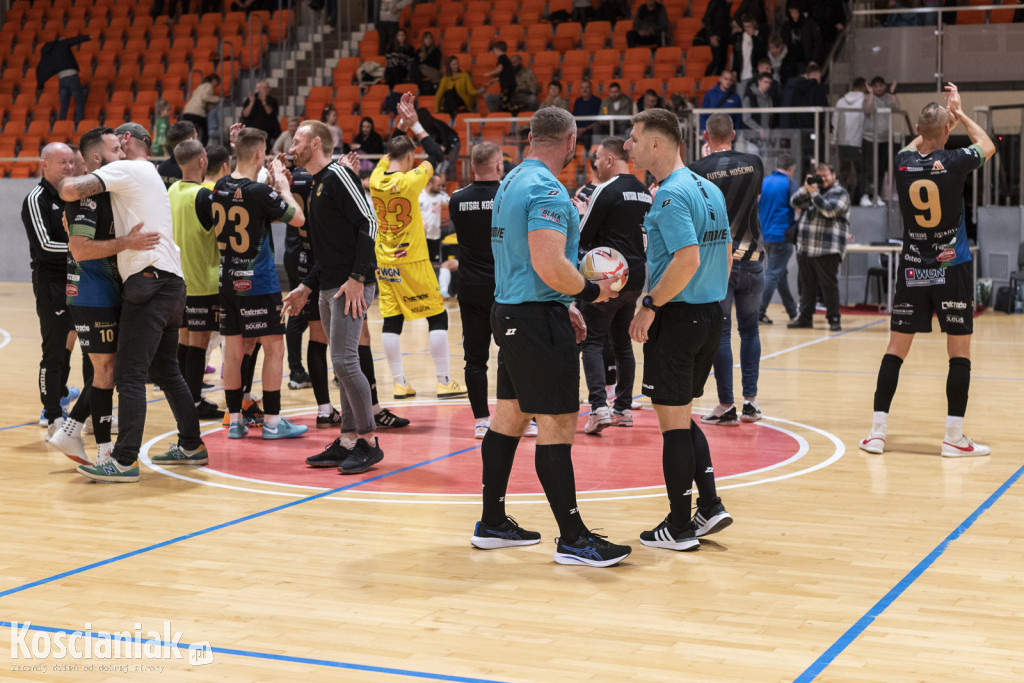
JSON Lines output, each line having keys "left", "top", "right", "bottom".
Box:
{"left": 338, "top": 151, "right": 361, "bottom": 172}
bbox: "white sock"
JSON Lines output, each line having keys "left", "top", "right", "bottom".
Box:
{"left": 317, "top": 403, "right": 333, "bottom": 417}
{"left": 438, "top": 268, "right": 451, "bottom": 295}
{"left": 229, "top": 412, "right": 241, "bottom": 425}
{"left": 242, "top": 392, "right": 252, "bottom": 403}
{"left": 98, "top": 443, "right": 113, "bottom": 459}
{"left": 264, "top": 414, "right": 281, "bottom": 428}
{"left": 429, "top": 329, "right": 450, "bottom": 383}
{"left": 871, "top": 411, "right": 888, "bottom": 437}
{"left": 372, "top": 403, "right": 382, "bottom": 415}
{"left": 66, "top": 418, "right": 83, "bottom": 437}
{"left": 382, "top": 332, "right": 405, "bottom": 385}
{"left": 744, "top": 399, "right": 758, "bottom": 408}
{"left": 945, "top": 416, "right": 964, "bottom": 443}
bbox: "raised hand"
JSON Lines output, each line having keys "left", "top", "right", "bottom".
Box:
{"left": 338, "top": 151, "right": 361, "bottom": 171}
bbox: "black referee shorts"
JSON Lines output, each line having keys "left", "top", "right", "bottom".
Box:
{"left": 492, "top": 301, "right": 580, "bottom": 416}
{"left": 642, "top": 301, "right": 722, "bottom": 407}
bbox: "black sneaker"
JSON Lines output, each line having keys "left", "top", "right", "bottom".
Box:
{"left": 759, "top": 313, "right": 773, "bottom": 325}
{"left": 338, "top": 437, "right": 384, "bottom": 474}
{"left": 639, "top": 515, "right": 699, "bottom": 551}
{"left": 316, "top": 408, "right": 342, "bottom": 429}
{"left": 700, "top": 406, "right": 740, "bottom": 426}
{"left": 375, "top": 407, "right": 410, "bottom": 428}
{"left": 242, "top": 400, "right": 264, "bottom": 426}
{"left": 829, "top": 321, "right": 842, "bottom": 332}
{"left": 692, "top": 502, "right": 733, "bottom": 537}
{"left": 288, "top": 369, "right": 312, "bottom": 390}
{"left": 787, "top": 319, "right": 813, "bottom": 329}
{"left": 553, "top": 531, "right": 632, "bottom": 567}
{"left": 470, "top": 516, "right": 541, "bottom": 549}
{"left": 305, "top": 438, "right": 354, "bottom": 468}
{"left": 740, "top": 401, "right": 762, "bottom": 423}
{"left": 195, "top": 398, "right": 225, "bottom": 420}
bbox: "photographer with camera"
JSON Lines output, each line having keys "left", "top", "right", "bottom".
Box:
{"left": 787, "top": 162, "right": 850, "bottom": 332}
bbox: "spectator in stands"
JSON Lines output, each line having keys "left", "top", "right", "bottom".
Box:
{"left": 731, "top": 0, "right": 767, "bottom": 31}
{"left": 414, "top": 31, "right": 442, "bottom": 95}
{"left": 667, "top": 93, "right": 693, "bottom": 120}
{"left": 732, "top": 15, "right": 767, "bottom": 84}
{"left": 240, "top": 80, "right": 281, "bottom": 152}
{"left": 539, "top": 81, "right": 570, "bottom": 111}
{"left": 767, "top": 33, "right": 798, "bottom": 86}
{"left": 182, "top": 74, "right": 221, "bottom": 146}
{"left": 885, "top": 1, "right": 920, "bottom": 27}
{"left": 273, "top": 116, "right": 302, "bottom": 155}
{"left": 600, "top": 82, "right": 632, "bottom": 136}
{"left": 151, "top": 0, "right": 191, "bottom": 22}
{"left": 152, "top": 101, "right": 172, "bottom": 157}
{"left": 384, "top": 29, "right": 416, "bottom": 89}
{"left": 700, "top": 70, "right": 742, "bottom": 133}
{"left": 781, "top": 6, "right": 823, "bottom": 72}
{"left": 157, "top": 121, "right": 197, "bottom": 189}
{"left": 573, "top": 80, "right": 603, "bottom": 150}
{"left": 861, "top": 75, "right": 900, "bottom": 205}
{"left": 834, "top": 77, "right": 867, "bottom": 204}
{"left": 758, "top": 153, "right": 799, "bottom": 325}
{"left": 800, "top": 0, "right": 846, "bottom": 54}
{"left": 435, "top": 56, "right": 479, "bottom": 118}
{"left": 633, "top": 88, "right": 664, "bottom": 114}
{"left": 781, "top": 62, "right": 828, "bottom": 163}
{"left": 510, "top": 55, "right": 540, "bottom": 112}
{"left": 352, "top": 116, "right": 385, "bottom": 157}
{"left": 627, "top": 0, "right": 669, "bottom": 48}
{"left": 37, "top": 34, "right": 90, "bottom": 125}
{"left": 701, "top": 0, "right": 733, "bottom": 76}
{"left": 483, "top": 42, "right": 517, "bottom": 113}
{"left": 572, "top": 0, "right": 594, "bottom": 23}
{"left": 742, "top": 72, "right": 776, "bottom": 146}
{"left": 377, "top": 0, "right": 413, "bottom": 56}
{"left": 230, "top": 0, "right": 261, "bottom": 15}
{"left": 741, "top": 58, "right": 779, "bottom": 107}
{"left": 321, "top": 105, "right": 345, "bottom": 154}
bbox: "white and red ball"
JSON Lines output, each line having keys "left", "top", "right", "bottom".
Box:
{"left": 580, "top": 247, "right": 629, "bottom": 292}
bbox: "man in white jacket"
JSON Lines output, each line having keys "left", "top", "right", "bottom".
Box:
{"left": 834, "top": 78, "right": 866, "bottom": 205}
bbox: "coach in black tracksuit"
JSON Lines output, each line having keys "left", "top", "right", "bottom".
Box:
{"left": 448, "top": 142, "right": 504, "bottom": 428}
{"left": 22, "top": 143, "right": 78, "bottom": 427}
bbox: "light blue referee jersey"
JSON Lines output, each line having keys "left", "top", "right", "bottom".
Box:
{"left": 644, "top": 167, "right": 731, "bottom": 304}
{"left": 491, "top": 159, "right": 580, "bottom": 306}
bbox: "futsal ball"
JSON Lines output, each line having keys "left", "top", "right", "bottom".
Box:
{"left": 580, "top": 247, "right": 629, "bottom": 292}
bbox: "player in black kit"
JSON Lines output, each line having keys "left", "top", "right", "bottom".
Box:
{"left": 575, "top": 136, "right": 650, "bottom": 435}
{"left": 861, "top": 83, "right": 996, "bottom": 458}
{"left": 449, "top": 142, "right": 503, "bottom": 438}
{"left": 688, "top": 113, "right": 766, "bottom": 426}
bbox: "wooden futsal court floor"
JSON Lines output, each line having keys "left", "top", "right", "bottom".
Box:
{"left": 1, "top": 280, "right": 1022, "bottom": 681}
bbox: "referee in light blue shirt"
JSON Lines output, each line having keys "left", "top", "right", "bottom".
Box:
{"left": 624, "top": 108, "right": 735, "bottom": 552}
{"left": 468, "top": 107, "right": 632, "bottom": 568}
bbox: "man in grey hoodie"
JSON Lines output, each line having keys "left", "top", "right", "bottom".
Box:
{"left": 834, "top": 78, "right": 867, "bottom": 203}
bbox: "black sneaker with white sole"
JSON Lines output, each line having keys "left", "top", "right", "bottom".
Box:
{"left": 374, "top": 408, "right": 410, "bottom": 428}
{"left": 639, "top": 515, "right": 699, "bottom": 551}
{"left": 338, "top": 437, "right": 384, "bottom": 474}
{"left": 470, "top": 516, "right": 541, "bottom": 549}
{"left": 306, "top": 438, "right": 354, "bottom": 468}
{"left": 287, "top": 369, "right": 312, "bottom": 390}
{"left": 700, "top": 406, "right": 740, "bottom": 426}
{"left": 692, "top": 502, "right": 733, "bottom": 537}
{"left": 740, "top": 402, "right": 762, "bottom": 423}
{"left": 553, "top": 531, "right": 632, "bottom": 567}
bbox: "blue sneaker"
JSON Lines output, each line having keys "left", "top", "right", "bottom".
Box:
{"left": 77, "top": 453, "right": 139, "bottom": 483}
{"left": 262, "top": 417, "right": 308, "bottom": 440}
{"left": 60, "top": 386, "right": 81, "bottom": 411}
{"left": 553, "top": 531, "right": 631, "bottom": 567}
{"left": 227, "top": 422, "right": 248, "bottom": 439}
{"left": 470, "top": 516, "right": 541, "bottom": 549}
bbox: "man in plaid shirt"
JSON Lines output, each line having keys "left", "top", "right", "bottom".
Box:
{"left": 787, "top": 162, "right": 850, "bottom": 332}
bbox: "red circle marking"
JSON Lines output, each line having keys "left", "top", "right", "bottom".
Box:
{"left": 201, "top": 405, "right": 799, "bottom": 493}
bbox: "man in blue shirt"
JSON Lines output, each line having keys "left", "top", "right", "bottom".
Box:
{"left": 700, "top": 70, "right": 742, "bottom": 133}
{"left": 758, "top": 153, "right": 799, "bottom": 324}
{"left": 470, "top": 107, "right": 632, "bottom": 568}
{"left": 625, "top": 108, "right": 734, "bottom": 551}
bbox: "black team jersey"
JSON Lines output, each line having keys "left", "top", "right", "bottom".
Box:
{"left": 211, "top": 175, "right": 295, "bottom": 296}
{"left": 448, "top": 180, "right": 499, "bottom": 298}
{"left": 577, "top": 173, "right": 651, "bottom": 293}
{"left": 64, "top": 193, "right": 122, "bottom": 308}
{"left": 286, "top": 167, "right": 315, "bottom": 281}
{"left": 688, "top": 150, "right": 765, "bottom": 261}
{"left": 302, "top": 161, "right": 378, "bottom": 291}
{"left": 894, "top": 143, "right": 984, "bottom": 269}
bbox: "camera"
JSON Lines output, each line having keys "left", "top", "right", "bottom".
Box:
{"left": 806, "top": 174, "right": 823, "bottom": 186}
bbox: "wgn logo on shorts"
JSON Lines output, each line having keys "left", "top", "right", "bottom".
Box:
{"left": 904, "top": 268, "right": 946, "bottom": 287}
{"left": 376, "top": 266, "right": 402, "bottom": 284}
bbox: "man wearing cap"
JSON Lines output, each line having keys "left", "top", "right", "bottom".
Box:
{"left": 58, "top": 122, "right": 206, "bottom": 483}
{"left": 861, "top": 76, "right": 900, "bottom": 205}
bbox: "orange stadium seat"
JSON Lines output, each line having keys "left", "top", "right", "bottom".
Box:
{"left": 665, "top": 76, "right": 696, "bottom": 99}
{"left": 268, "top": 9, "right": 294, "bottom": 44}
{"left": 590, "top": 63, "right": 615, "bottom": 85}
{"left": 612, "top": 20, "right": 633, "bottom": 50}
{"left": 442, "top": 26, "right": 468, "bottom": 52}
{"left": 462, "top": 2, "right": 490, "bottom": 28}
{"left": 491, "top": 6, "right": 517, "bottom": 26}
{"left": 553, "top": 22, "right": 583, "bottom": 52}
{"left": 635, "top": 78, "right": 663, "bottom": 97}
{"left": 495, "top": 25, "right": 523, "bottom": 50}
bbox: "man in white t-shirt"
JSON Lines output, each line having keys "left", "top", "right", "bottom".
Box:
{"left": 419, "top": 174, "right": 451, "bottom": 296}
{"left": 59, "top": 122, "right": 206, "bottom": 483}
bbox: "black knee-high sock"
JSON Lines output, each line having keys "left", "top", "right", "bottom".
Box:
{"left": 225, "top": 388, "right": 244, "bottom": 414}
{"left": 535, "top": 443, "right": 587, "bottom": 540}
{"left": 603, "top": 339, "right": 617, "bottom": 386}
{"left": 177, "top": 343, "right": 189, "bottom": 378}
{"left": 81, "top": 352, "right": 93, "bottom": 388}
{"left": 242, "top": 343, "right": 261, "bottom": 395}
{"left": 690, "top": 420, "right": 719, "bottom": 510}
{"left": 480, "top": 430, "right": 520, "bottom": 526}
{"left": 185, "top": 345, "right": 206, "bottom": 402}
{"left": 947, "top": 357, "right": 971, "bottom": 417}
{"left": 91, "top": 387, "right": 114, "bottom": 444}
{"left": 873, "top": 353, "right": 904, "bottom": 413}
{"left": 662, "top": 428, "right": 695, "bottom": 527}
{"left": 358, "top": 344, "right": 379, "bottom": 407}
{"left": 68, "top": 381, "right": 91, "bottom": 422}
{"left": 286, "top": 315, "right": 307, "bottom": 374}
{"left": 307, "top": 340, "right": 330, "bottom": 406}
{"left": 239, "top": 353, "right": 252, "bottom": 394}
{"left": 263, "top": 389, "right": 281, "bottom": 417}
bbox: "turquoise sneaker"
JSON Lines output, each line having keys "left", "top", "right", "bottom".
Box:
{"left": 227, "top": 422, "right": 248, "bottom": 439}
{"left": 262, "top": 417, "right": 308, "bottom": 440}
{"left": 77, "top": 454, "right": 139, "bottom": 483}
{"left": 151, "top": 443, "right": 209, "bottom": 466}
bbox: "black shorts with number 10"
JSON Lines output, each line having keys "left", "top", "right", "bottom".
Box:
{"left": 491, "top": 301, "right": 581, "bottom": 416}
{"left": 70, "top": 305, "right": 120, "bottom": 354}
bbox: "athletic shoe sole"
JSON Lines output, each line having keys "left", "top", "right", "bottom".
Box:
{"left": 694, "top": 512, "right": 733, "bottom": 538}
{"left": 438, "top": 391, "right": 468, "bottom": 399}
{"left": 552, "top": 549, "right": 631, "bottom": 567}
{"left": 640, "top": 536, "right": 700, "bottom": 551}
{"left": 859, "top": 437, "right": 885, "bottom": 454}
{"left": 48, "top": 432, "right": 91, "bottom": 466}
{"left": 700, "top": 418, "right": 740, "bottom": 427}
{"left": 339, "top": 451, "right": 384, "bottom": 474}
{"left": 470, "top": 535, "right": 541, "bottom": 549}
{"left": 583, "top": 421, "right": 611, "bottom": 435}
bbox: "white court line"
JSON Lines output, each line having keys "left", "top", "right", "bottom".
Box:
{"left": 0, "top": 328, "right": 11, "bottom": 350}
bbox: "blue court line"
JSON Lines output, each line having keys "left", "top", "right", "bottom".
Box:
{"left": 0, "top": 621, "right": 506, "bottom": 682}
{"left": 794, "top": 462, "right": 1024, "bottom": 682}
{"left": 0, "top": 445, "right": 480, "bottom": 601}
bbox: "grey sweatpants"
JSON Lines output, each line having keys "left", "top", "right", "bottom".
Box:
{"left": 320, "top": 284, "right": 376, "bottom": 435}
